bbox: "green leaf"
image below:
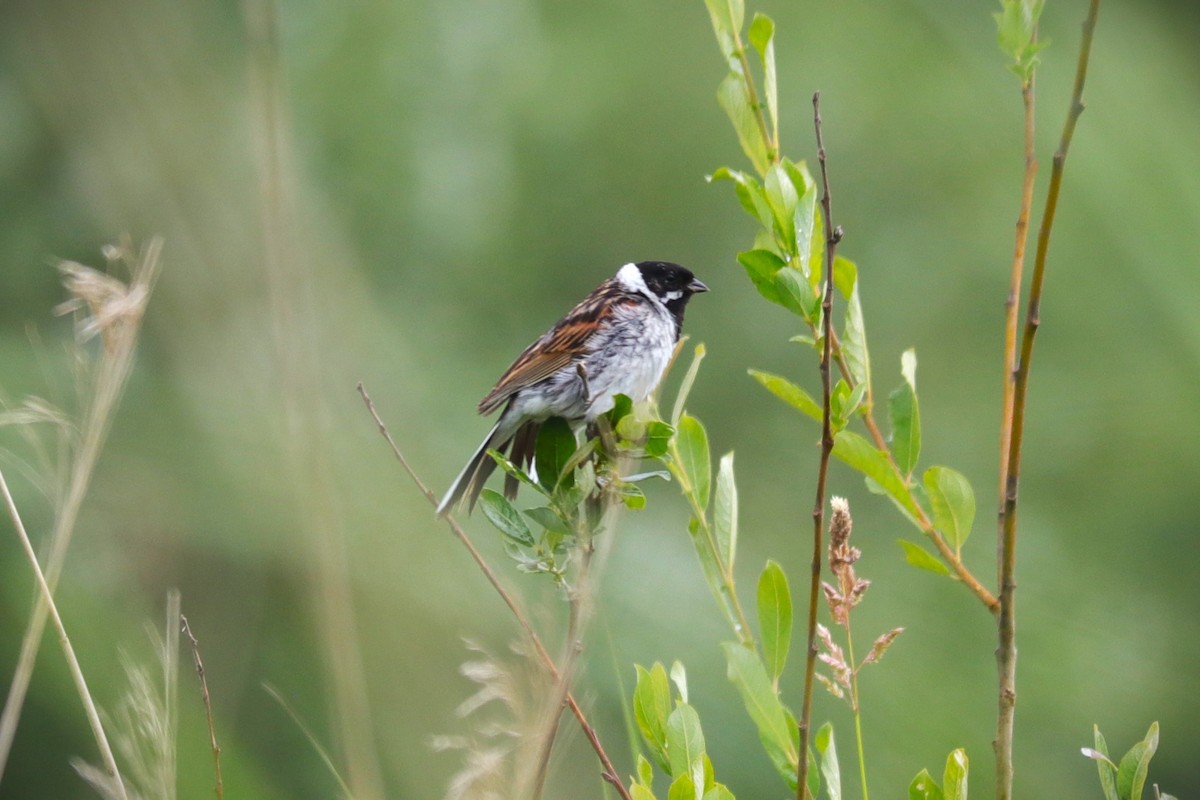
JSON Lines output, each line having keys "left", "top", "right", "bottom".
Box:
{"left": 1116, "top": 722, "right": 1159, "bottom": 800}
{"left": 757, "top": 561, "right": 792, "bottom": 685}
{"left": 648, "top": 419, "right": 676, "bottom": 455}
{"left": 687, "top": 516, "right": 738, "bottom": 631}
{"left": 714, "top": 453, "right": 738, "bottom": 569}
{"left": 794, "top": 179, "right": 820, "bottom": 284}
{"left": 738, "top": 249, "right": 787, "bottom": 307}
{"left": 749, "top": 370, "right": 821, "bottom": 421}
{"left": 717, "top": 71, "right": 769, "bottom": 176}
{"left": 676, "top": 415, "right": 712, "bottom": 511}
{"left": 833, "top": 257, "right": 871, "bottom": 394}
{"left": 522, "top": 505, "right": 569, "bottom": 536}
{"left": 667, "top": 774, "right": 697, "bottom": 800}
{"left": 703, "top": 0, "right": 744, "bottom": 63}
{"left": 702, "top": 786, "right": 735, "bottom": 800}
{"left": 671, "top": 344, "right": 707, "bottom": 429}
{"left": 815, "top": 722, "right": 841, "bottom": 800}
{"left": 923, "top": 467, "right": 976, "bottom": 553}
{"left": 479, "top": 489, "right": 535, "bottom": 546}
{"left": 747, "top": 13, "right": 777, "bottom": 146}
{"left": 631, "top": 784, "right": 657, "bottom": 800}
{"left": 634, "top": 663, "right": 673, "bottom": 772}
{"left": 888, "top": 348, "right": 921, "bottom": 477}
{"left": 721, "top": 643, "right": 796, "bottom": 768}
{"left": 666, "top": 703, "right": 706, "bottom": 788}
{"left": 535, "top": 417, "right": 577, "bottom": 491}
{"left": 909, "top": 768, "right": 944, "bottom": 800}
{"left": 487, "top": 448, "right": 548, "bottom": 498}
{"left": 833, "top": 431, "right": 920, "bottom": 522}
{"left": 608, "top": 393, "right": 634, "bottom": 426}
{"left": 775, "top": 267, "right": 820, "bottom": 321}
{"left": 670, "top": 660, "right": 689, "bottom": 705}
{"left": 898, "top": 539, "right": 953, "bottom": 577}
{"left": 709, "top": 168, "right": 773, "bottom": 231}
{"left": 764, "top": 163, "right": 799, "bottom": 254}
{"left": 1091, "top": 726, "right": 1120, "bottom": 800}
{"left": 942, "top": 749, "right": 968, "bottom": 800}
{"left": 636, "top": 753, "right": 655, "bottom": 788}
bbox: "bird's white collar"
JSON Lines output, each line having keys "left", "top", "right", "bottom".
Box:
{"left": 616, "top": 262, "right": 660, "bottom": 304}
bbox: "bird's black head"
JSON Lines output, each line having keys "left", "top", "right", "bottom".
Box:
{"left": 633, "top": 261, "right": 709, "bottom": 334}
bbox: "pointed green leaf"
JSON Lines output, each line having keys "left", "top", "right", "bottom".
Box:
{"left": 479, "top": 489, "right": 535, "bottom": 546}
{"left": 634, "top": 663, "right": 673, "bottom": 771}
{"left": 714, "top": 453, "right": 738, "bottom": 569}
{"left": 703, "top": 0, "right": 744, "bottom": 63}
{"left": 833, "top": 257, "right": 871, "bottom": 394}
{"left": 943, "top": 749, "right": 968, "bottom": 800}
{"left": 898, "top": 539, "right": 953, "bottom": 577}
{"left": 815, "top": 722, "right": 841, "bottom": 800}
{"left": 749, "top": 369, "right": 822, "bottom": 421}
{"left": 631, "top": 785, "right": 657, "bottom": 800}
{"left": 710, "top": 167, "right": 773, "bottom": 231}
{"left": 702, "top": 786, "right": 735, "bottom": 800}
{"left": 1091, "top": 726, "right": 1120, "bottom": 800}
{"left": 721, "top": 643, "right": 796, "bottom": 767}
{"left": 687, "top": 516, "right": 738, "bottom": 630}
{"left": 757, "top": 560, "right": 792, "bottom": 684}
{"left": 889, "top": 348, "right": 921, "bottom": 477}
{"left": 676, "top": 415, "right": 712, "bottom": 510}
{"left": 670, "top": 660, "right": 689, "bottom": 705}
{"left": 909, "top": 768, "right": 944, "bottom": 800}
{"left": 667, "top": 774, "right": 697, "bottom": 800}
{"left": 833, "top": 431, "right": 920, "bottom": 522}
{"left": 748, "top": 13, "right": 777, "bottom": 145}
{"left": 636, "top": 753, "right": 655, "bottom": 788}
{"left": 775, "top": 267, "right": 820, "bottom": 320}
{"left": 645, "top": 421, "right": 676, "bottom": 459}
{"left": 535, "top": 417, "right": 577, "bottom": 491}
{"left": 1117, "top": 722, "right": 1159, "bottom": 800}
{"left": 924, "top": 467, "right": 976, "bottom": 552}
{"left": 666, "top": 703, "right": 706, "bottom": 786}
{"left": 671, "top": 344, "right": 707, "bottom": 429}
{"left": 738, "top": 249, "right": 788, "bottom": 307}
{"left": 522, "top": 506, "right": 569, "bottom": 536}
{"left": 718, "top": 71, "right": 769, "bottom": 176}
{"left": 764, "top": 163, "right": 799, "bottom": 253}
{"left": 487, "top": 448, "right": 549, "bottom": 497}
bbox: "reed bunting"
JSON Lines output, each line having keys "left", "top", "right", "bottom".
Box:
{"left": 437, "top": 261, "right": 708, "bottom": 515}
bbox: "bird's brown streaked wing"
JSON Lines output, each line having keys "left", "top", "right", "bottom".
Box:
{"left": 476, "top": 280, "right": 636, "bottom": 415}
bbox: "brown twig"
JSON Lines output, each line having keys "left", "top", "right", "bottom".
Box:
{"left": 797, "top": 90, "right": 842, "bottom": 800}
{"left": 995, "top": 3, "right": 1101, "bottom": 799}
{"left": 826, "top": 326, "right": 999, "bottom": 612}
{"left": 356, "top": 383, "right": 633, "bottom": 800}
{"left": 998, "top": 78, "right": 1038, "bottom": 542}
{"left": 180, "top": 614, "right": 224, "bottom": 800}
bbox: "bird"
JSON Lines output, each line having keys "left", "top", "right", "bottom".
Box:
{"left": 437, "top": 261, "right": 709, "bottom": 515}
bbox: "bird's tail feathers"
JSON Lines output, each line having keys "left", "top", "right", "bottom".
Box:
{"left": 436, "top": 420, "right": 507, "bottom": 516}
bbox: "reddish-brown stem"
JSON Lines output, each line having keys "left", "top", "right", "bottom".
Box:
{"left": 995, "top": 3, "right": 1101, "bottom": 798}
{"left": 356, "top": 384, "right": 633, "bottom": 800}
{"left": 798, "top": 90, "right": 840, "bottom": 800}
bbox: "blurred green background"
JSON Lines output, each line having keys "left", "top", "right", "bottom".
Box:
{"left": 1, "top": 0, "right": 1197, "bottom": 797}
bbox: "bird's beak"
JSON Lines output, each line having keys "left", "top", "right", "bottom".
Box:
{"left": 688, "top": 278, "right": 709, "bottom": 293}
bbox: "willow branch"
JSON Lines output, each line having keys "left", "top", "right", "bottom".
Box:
{"left": 996, "top": 4, "right": 1101, "bottom": 799}
{"left": 356, "top": 384, "right": 633, "bottom": 800}
{"left": 797, "top": 90, "right": 841, "bottom": 800}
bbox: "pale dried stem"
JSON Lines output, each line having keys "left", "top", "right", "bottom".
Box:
{"left": 0, "top": 468, "right": 128, "bottom": 799}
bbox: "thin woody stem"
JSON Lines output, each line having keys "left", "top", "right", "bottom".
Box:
{"left": 798, "top": 90, "right": 840, "bottom": 800}
{"left": 356, "top": 384, "right": 633, "bottom": 800}
{"left": 996, "top": 3, "right": 1101, "bottom": 799}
